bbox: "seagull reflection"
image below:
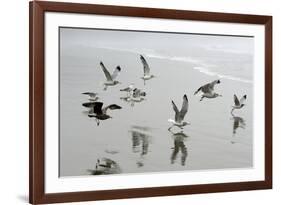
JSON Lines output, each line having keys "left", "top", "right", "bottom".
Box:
{"left": 130, "top": 126, "right": 152, "bottom": 158}
{"left": 230, "top": 113, "right": 246, "bottom": 144}
{"left": 169, "top": 130, "right": 189, "bottom": 166}
{"left": 87, "top": 158, "right": 121, "bottom": 175}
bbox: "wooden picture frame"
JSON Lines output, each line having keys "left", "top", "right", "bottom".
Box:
{"left": 29, "top": 1, "right": 272, "bottom": 204}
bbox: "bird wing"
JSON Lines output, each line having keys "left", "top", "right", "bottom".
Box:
{"left": 82, "top": 102, "right": 96, "bottom": 108}
{"left": 208, "top": 79, "right": 220, "bottom": 90}
{"left": 178, "top": 95, "right": 188, "bottom": 122}
{"left": 239, "top": 95, "right": 247, "bottom": 105}
{"left": 99, "top": 62, "right": 113, "bottom": 81}
{"left": 234, "top": 94, "right": 240, "bottom": 106}
{"left": 140, "top": 55, "right": 150, "bottom": 75}
{"left": 82, "top": 92, "right": 97, "bottom": 98}
{"left": 103, "top": 104, "right": 122, "bottom": 113}
{"left": 111, "top": 66, "right": 121, "bottom": 80}
{"left": 172, "top": 100, "right": 180, "bottom": 122}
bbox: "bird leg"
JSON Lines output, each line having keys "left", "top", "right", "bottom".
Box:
{"left": 95, "top": 119, "right": 100, "bottom": 126}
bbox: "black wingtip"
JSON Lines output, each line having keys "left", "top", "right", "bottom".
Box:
{"left": 244, "top": 95, "right": 247, "bottom": 99}
{"left": 100, "top": 61, "right": 103, "bottom": 65}
{"left": 217, "top": 79, "right": 221, "bottom": 84}
{"left": 140, "top": 55, "right": 144, "bottom": 59}
{"left": 116, "top": 66, "right": 121, "bottom": 71}
{"left": 114, "top": 105, "right": 122, "bottom": 109}
{"left": 183, "top": 94, "right": 188, "bottom": 99}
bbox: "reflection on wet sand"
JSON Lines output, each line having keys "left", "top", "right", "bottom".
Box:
{"left": 87, "top": 158, "right": 121, "bottom": 175}
{"left": 129, "top": 126, "right": 152, "bottom": 167}
{"left": 169, "top": 131, "right": 189, "bottom": 166}
{"left": 230, "top": 113, "right": 246, "bottom": 144}
{"left": 130, "top": 129, "right": 151, "bottom": 156}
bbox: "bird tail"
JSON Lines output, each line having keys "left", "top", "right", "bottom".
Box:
{"left": 194, "top": 87, "right": 202, "bottom": 95}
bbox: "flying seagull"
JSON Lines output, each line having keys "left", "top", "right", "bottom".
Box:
{"left": 231, "top": 94, "right": 247, "bottom": 114}
{"left": 168, "top": 94, "right": 190, "bottom": 131}
{"left": 81, "top": 92, "right": 99, "bottom": 101}
{"left": 140, "top": 55, "right": 154, "bottom": 84}
{"left": 194, "top": 79, "right": 222, "bottom": 101}
{"left": 99, "top": 61, "right": 121, "bottom": 90}
{"left": 85, "top": 102, "right": 122, "bottom": 125}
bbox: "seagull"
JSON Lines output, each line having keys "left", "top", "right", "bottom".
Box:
{"left": 120, "top": 88, "right": 146, "bottom": 107}
{"left": 84, "top": 102, "right": 122, "bottom": 125}
{"left": 140, "top": 55, "right": 154, "bottom": 84}
{"left": 99, "top": 61, "right": 121, "bottom": 90}
{"left": 81, "top": 92, "right": 99, "bottom": 101}
{"left": 231, "top": 94, "right": 247, "bottom": 114}
{"left": 120, "top": 84, "right": 134, "bottom": 97}
{"left": 168, "top": 94, "right": 190, "bottom": 131}
{"left": 88, "top": 158, "right": 121, "bottom": 175}
{"left": 194, "top": 79, "right": 222, "bottom": 101}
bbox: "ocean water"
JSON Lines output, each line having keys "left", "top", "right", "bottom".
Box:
{"left": 59, "top": 28, "right": 253, "bottom": 177}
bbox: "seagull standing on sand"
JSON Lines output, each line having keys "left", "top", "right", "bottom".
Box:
{"left": 168, "top": 94, "right": 190, "bottom": 131}
{"left": 82, "top": 92, "right": 99, "bottom": 101}
{"left": 83, "top": 102, "right": 122, "bottom": 125}
{"left": 231, "top": 94, "right": 247, "bottom": 114}
{"left": 99, "top": 61, "right": 121, "bottom": 90}
{"left": 194, "top": 79, "right": 222, "bottom": 101}
{"left": 140, "top": 55, "right": 154, "bottom": 84}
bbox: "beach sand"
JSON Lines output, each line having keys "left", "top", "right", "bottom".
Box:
{"left": 59, "top": 48, "right": 253, "bottom": 176}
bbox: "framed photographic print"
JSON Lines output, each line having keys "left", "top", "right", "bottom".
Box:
{"left": 29, "top": 1, "right": 272, "bottom": 204}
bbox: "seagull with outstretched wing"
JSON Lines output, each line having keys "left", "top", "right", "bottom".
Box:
{"left": 140, "top": 55, "right": 154, "bottom": 84}
{"left": 231, "top": 94, "right": 247, "bottom": 114}
{"left": 82, "top": 92, "right": 99, "bottom": 101}
{"left": 99, "top": 61, "right": 121, "bottom": 90}
{"left": 83, "top": 101, "right": 122, "bottom": 125}
{"left": 194, "top": 79, "right": 222, "bottom": 101}
{"left": 168, "top": 94, "right": 190, "bottom": 131}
